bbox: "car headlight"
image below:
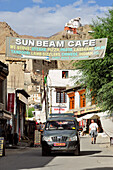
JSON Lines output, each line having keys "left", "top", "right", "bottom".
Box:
{"left": 69, "top": 135, "right": 77, "bottom": 141}
{"left": 42, "top": 136, "right": 52, "bottom": 141}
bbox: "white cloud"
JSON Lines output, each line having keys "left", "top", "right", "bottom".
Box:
{"left": 0, "top": 2, "right": 112, "bottom": 37}
{"left": 32, "top": 0, "right": 43, "bottom": 3}
{"left": 88, "top": 0, "right": 96, "bottom": 4}
{"left": 73, "top": 0, "right": 83, "bottom": 7}
{"left": 99, "top": 6, "right": 112, "bottom": 12}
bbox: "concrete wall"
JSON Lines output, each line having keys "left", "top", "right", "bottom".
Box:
{"left": 7, "top": 62, "right": 24, "bottom": 89}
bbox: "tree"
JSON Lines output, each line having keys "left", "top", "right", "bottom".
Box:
{"left": 28, "top": 107, "right": 34, "bottom": 117}
{"left": 73, "top": 9, "right": 113, "bottom": 112}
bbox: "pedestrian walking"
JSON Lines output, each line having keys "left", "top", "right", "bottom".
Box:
{"left": 89, "top": 119, "right": 98, "bottom": 144}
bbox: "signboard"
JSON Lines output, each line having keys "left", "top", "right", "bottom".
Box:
{"left": 7, "top": 93, "right": 15, "bottom": 114}
{"left": 0, "top": 137, "right": 4, "bottom": 156}
{"left": 6, "top": 37, "right": 107, "bottom": 60}
{"left": 52, "top": 107, "right": 67, "bottom": 114}
{"left": 34, "top": 130, "right": 41, "bottom": 146}
{"left": 74, "top": 105, "right": 100, "bottom": 116}
{"left": 18, "top": 93, "right": 28, "bottom": 104}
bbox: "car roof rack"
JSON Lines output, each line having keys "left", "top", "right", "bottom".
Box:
{"left": 49, "top": 113, "right": 74, "bottom": 118}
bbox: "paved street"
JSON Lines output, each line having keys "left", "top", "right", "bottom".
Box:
{"left": 0, "top": 135, "right": 113, "bottom": 170}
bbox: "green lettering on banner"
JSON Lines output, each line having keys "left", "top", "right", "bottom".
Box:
{"left": 52, "top": 56, "right": 60, "bottom": 59}
{"left": 0, "top": 137, "right": 4, "bottom": 156}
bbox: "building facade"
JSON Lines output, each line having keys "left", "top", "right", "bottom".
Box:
{"left": 46, "top": 69, "right": 100, "bottom": 130}
{"left": 0, "top": 61, "right": 12, "bottom": 143}
{"left": 46, "top": 69, "right": 80, "bottom": 115}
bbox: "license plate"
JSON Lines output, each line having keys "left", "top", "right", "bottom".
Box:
{"left": 54, "top": 143, "right": 66, "bottom": 146}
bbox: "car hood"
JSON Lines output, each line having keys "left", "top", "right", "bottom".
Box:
{"left": 43, "top": 130, "right": 77, "bottom": 137}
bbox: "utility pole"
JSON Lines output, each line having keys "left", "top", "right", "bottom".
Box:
{"left": 42, "top": 69, "right": 47, "bottom": 120}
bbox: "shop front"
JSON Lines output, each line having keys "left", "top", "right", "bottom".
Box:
{"left": 75, "top": 106, "right": 103, "bottom": 133}
{"left": 14, "top": 89, "right": 30, "bottom": 142}
{"left": 0, "top": 61, "right": 12, "bottom": 150}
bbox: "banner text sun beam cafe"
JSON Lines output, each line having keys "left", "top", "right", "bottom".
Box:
{"left": 6, "top": 37, "right": 107, "bottom": 60}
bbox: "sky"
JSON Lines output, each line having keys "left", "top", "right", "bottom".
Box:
{"left": 0, "top": 0, "right": 112, "bottom": 37}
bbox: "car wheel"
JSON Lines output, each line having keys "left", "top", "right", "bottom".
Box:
{"left": 74, "top": 144, "right": 80, "bottom": 156}
{"left": 42, "top": 147, "right": 47, "bottom": 156}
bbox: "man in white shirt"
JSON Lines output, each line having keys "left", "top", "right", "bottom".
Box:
{"left": 89, "top": 119, "right": 98, "bottom": 144}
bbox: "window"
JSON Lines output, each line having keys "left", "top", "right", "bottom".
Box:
{"left": 70, "top": 97, "right": 75, "bottom": 109}
{"left": 46, "top": 120, "right": 76, "bottom": 130}
{"left": 62, "top": 71, "right": 68, "bottom": 79}
{"left": 78, "top": 89, "right": 86, "bottom": 108}
{"left": 56, "top": 91, "right": 67, "bottom": 103}
{"left": 68, "top": 92, "right": 75, "bottom": 110}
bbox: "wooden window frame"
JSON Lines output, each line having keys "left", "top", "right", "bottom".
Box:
{"left": 68, "top": 92, "right": 75, "bottom": 110}
{"left": 78, "top": 89, "right": 86, "bottom": 108}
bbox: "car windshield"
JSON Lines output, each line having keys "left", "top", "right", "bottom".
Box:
{"left": 45, "top": 120, "right": 76, "bottom": 130}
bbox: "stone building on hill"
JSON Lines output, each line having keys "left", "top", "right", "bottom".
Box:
{"left": 64, "top": 17, "right": 82, "bottom": 34}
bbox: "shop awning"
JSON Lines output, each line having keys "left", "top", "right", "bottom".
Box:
{"left": 0, "top": 109, "right": 12, "bottom": 119}
{"left": 16, "top": 89, "right": 30, "bottom": 104}
{"left": 77, "top": 112, "right": 107, "bottom": 121}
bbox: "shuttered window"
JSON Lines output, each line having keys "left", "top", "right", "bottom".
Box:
{"left": 56, "top": 91, "right": 67, "bottom": 103}
{"left": 68, "top": 92, "right": 75, "bottom": 110}
{"left": 78, "top": 89, "right": 86, "bottom": 108}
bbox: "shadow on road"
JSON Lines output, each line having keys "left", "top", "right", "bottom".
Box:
{"left": 91, "top": 155, "right": 113, "bottom": 158}
{"left": 80, "top": 150, "right": 101, "bottom": 156}
{"left": 0, "top": 148, "right": 55, "bottom": 170}
{"left": 97, "top": 142, "right": 110, "bottom": 145}
{"left": 47, "top": 150, "right": 102, "bottom": 157}
{"left": 84, "top": 167, "right": 113, "bottom": 170}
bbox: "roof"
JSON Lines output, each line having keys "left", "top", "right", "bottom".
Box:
{"left": 64, "top": 85, "right": 81, "bottom": 93}
{"left": 47, "top": 114, "right": 76, "bottom": 121}
{"left": 49, "top": 113, "right": 74, "bottom": 117}
{"left": 16, "top": 89, "right": 30, "bottom": 98}
{"left": 47, "top": 117, "right": 76, "bottom": 122}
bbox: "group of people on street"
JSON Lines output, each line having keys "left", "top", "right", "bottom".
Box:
{"left": 36, "top": 122, "right": 45, "bottom": 132}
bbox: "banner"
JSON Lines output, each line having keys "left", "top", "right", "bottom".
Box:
{"left": 6, "top": 37, "right": 107, "bottom": 60}
{"left": 7, "top": 93, "right": 15, "bottom": 114}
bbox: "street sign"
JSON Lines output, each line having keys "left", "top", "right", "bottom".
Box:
{"left": 0, "top": 137, "right": 4, "bottom": 156}
{"left": 34, "top": 130, "right": 41, "bottom": 146}
{"left": 6, "top": 37, "right": 107, "bottom": 60}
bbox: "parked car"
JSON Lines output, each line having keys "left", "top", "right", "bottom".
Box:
{"left": 41, "top": 114, "right": 80, "bottom": 156}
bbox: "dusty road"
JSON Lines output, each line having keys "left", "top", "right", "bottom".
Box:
{"left": 0, "top": 135, "right": 113, "bottom": 170}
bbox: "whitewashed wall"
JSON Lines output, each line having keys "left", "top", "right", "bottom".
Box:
{"left": 47, "top": 69, "right": 81, "bottom": 114}
{"left": 75, "top": 91, "right": 80, "bottom": 109}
